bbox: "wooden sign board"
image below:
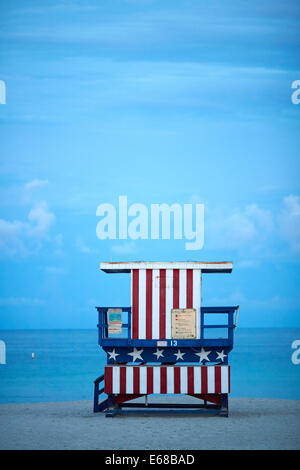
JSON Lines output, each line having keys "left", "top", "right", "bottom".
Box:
{"left": 108, "top": 308, "right": 122, "bottom": 335}
{"left": 171, "top": 308, "right": 196, "bottom": 339}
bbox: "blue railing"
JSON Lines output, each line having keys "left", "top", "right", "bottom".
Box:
{"left": 96, "top": 306, "right": 239, "bottom": 348}
{"left": 201, "top": 306, "right": 237, "bottom": 346}
{"left": 97, "top": 306, "right": 131, "bottom": 344}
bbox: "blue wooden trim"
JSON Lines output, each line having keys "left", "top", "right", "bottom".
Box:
{"left": 94, "top": 374, "right": 104, "bottom": 384}
{"left": 128, "top": 305, "right": 132, "bottom": 340}
{"left": 93, "top": 373, "right": 105, "bottom": 412}
{"left": 96, "top": 306, "right": 238, "bottom": 315}
{"left": 100, "top": 338, "right": 233, "bottom": 348}
{"left": 201, "top": 306, "right": 238, "bottom": 313}
{"left": 202, "top": 324, "right": 232, "bottom": 328}
{"left": 96, "top": 307, "right": 132, "bottom": 312}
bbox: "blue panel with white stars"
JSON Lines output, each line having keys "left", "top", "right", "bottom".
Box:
{"left": 103, "top": 346, "right": 231, "bottom": 364}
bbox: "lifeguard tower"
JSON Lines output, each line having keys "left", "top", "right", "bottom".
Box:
{"left": 94, "top": 261, "right": 239, "bottom": 417}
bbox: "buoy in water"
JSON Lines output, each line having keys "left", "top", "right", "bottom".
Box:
{"left": 31, "top": 353, "right": 35, "bottom": 359}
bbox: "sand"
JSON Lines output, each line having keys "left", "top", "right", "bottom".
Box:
{"left": 0, "top": 396, "right": 299, "bottom": 450}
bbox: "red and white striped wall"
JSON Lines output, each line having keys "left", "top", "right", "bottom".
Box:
{"left": 104, "top": 365, "right": 230, "bottom": 395}
{"left": 131, "top": 268, "right": 201, "bottom": 339}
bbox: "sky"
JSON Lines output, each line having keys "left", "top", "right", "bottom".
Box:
{"left": 0, "top": 0, "right": 299, "bottom": 329}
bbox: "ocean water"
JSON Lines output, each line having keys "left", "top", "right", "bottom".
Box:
{"left": 0, "top": 328, "right": 299, "bottom": 404}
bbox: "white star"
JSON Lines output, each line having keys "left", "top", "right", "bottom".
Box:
{"left": 107, "top": 348, "right": 119, "bottom": 361}
{"left": 194, "top": 347, "right": 211, "bottom": 362}
{"left": 216, "top": 350, "right": 227, "bottom": 362}
{"left": 173, "top": 349, "right": 186, "bottom": 361}
{"left": 128, "top": 347, "right": 144, "bottom": 362}
{"left": 153, "top": 348, "right": 164, "bottom": 359}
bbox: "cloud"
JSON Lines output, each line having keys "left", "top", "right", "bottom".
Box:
{"left": 4, "top": 4, "right": 299, "bottom": 51}
{"left": 0, "top": 219, "right": 27, "bottom": 256}
{"left": 278, "top": 195, "right": 300, "bottom": 252}
{"left": 0, "top": 201, "right": 55, "bottom": 257}
{"left": 111, "top": 241, "right": 137, "bottom": 254}
{"left": 206, "top": 203, "right": 273, "bottom": 250}
{"left": 24, "top": 179, "right": 48, "bottom": 192}
{"left": 205, "top": 195, "right": 300, "bottom": 261}
{"left": 75, "top": 237, "right": 97, "bottom": 254}
{"left": 259, "top": 184, "right": 281, "bottom": 192}
{"left": 54, "top": 233, "right": 64, "bottom": 255}
{"left": 206, "top": 289, "right": 247, "bottom": 306}
{"left": 245, "top": 204, "right": 273, "bottom": 233}
{"left": 45, "top": 266, "right": 65, "bottom": 275}
{"left": 23, "top": 179, "right": 49, "bottom": 204}
{"left": 235, "top": 259, "right": 260, "bottom": 269}
{"left": 27, "top": 201, "right": 55, "bottom": 238}
{"left": 206, "top": 290, "right": 299, "bottom": 311}
{"left": 0, "top": 297, "right": 44, "bottom": 306}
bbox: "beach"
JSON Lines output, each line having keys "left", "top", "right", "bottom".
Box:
{"left": 0, "top": 396, "right": 299, "bottom": 450}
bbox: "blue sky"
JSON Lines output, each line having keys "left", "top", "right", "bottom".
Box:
{"left": 0, "top": 0, "right": 299, "bottom": 328}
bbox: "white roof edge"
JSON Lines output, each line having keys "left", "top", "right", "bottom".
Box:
{"left": 100, "top": 261, "right": 233, "bottom": 273}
